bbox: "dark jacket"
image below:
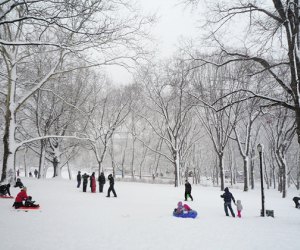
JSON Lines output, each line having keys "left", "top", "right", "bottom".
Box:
{"left": 14, "top": 179, "right": 24, "bottom": 188}
{"left": 77, "top": 173, "right": 81, "bottom": 182}
{"left": 185, "top": 182, "right": 192, "bottom": 192}
{"left": 82, "top": 174, "right": 90, "bottom": 184}
{"left": 0, "top": 184, "right": 11, "bottom": 196}
{"left": 98, "top": 173, "right": 106, "bottom": 184}
{"left": 108, "top": 174, "right": 114, "bottom": 186}
{"left": 221, "top": 187, "right": 235, "bottom": 203}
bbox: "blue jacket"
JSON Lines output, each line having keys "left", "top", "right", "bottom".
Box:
{"left": 221, "top": 188, "right": 235, "bottom": 203}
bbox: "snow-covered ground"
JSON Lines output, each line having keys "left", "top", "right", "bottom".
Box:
{"left": 0, "top": 177, "right": 299, "bottom": 250}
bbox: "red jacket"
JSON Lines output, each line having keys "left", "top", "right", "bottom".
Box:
{"left": 15, "top": 190, "right": 28, "bottom": 203}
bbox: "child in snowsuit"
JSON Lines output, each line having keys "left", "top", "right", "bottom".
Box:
{"left": 220, "top": 187, "right": 236, "bottom": 217}
{"left": 174, "top": 201, "right": 192, "bottom": 215}
{"left": 24, "top": 196, "right": 39, "bottom": 208}
{"left": 236, "top": 200, "right": 243, "bottom": 218}
{"left": 14, "top": 178, "right": 24, "bottom": 188}
{"left": 184, "top": 180, "right": 193, "bottom": 201}
{"left": 293, "top": 196, "right": 300, "bottom": 208}
{"left": 0, "top": 184, "right": 11, "bottom": 196}
{"left": 106, "top": 174, "right": 117, "bottom": 197}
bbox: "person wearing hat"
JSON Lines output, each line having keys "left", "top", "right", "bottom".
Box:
{"left": 77, "top": 171, "right": 82, "bottom": 188}
{"left": 220, "top": 187, "right": 236, "bottom": 217}
{"left": 14, "top": 178, "right": 24, "bottom": 188}
{"left": 13, "top": 187, "right": 28, "bottom": 209}
{"left": 106, "top": 174, "right": 117, "bottom": 197}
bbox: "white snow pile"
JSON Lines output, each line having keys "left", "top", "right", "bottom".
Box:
{"left": 0, "top": 178, "right": 299, "bottom": 250}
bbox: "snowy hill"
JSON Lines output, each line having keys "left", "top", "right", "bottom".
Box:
{"left": 0, "top": 178, "right": 299, "bottom": 250}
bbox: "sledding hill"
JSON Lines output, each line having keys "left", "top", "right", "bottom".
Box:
{"left": 0, "top": 177, "right": 299, "bottom": 250}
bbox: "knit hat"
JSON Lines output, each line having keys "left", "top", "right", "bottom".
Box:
{"left": 177, "top": 201, "right": 183, "bottom": 207}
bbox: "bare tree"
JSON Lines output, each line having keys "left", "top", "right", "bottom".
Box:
{"left": 0, "top": 0, "right": 151, "bottom": 182}
{"left": 136, "top": 59, "right": 200, "bottom": 187}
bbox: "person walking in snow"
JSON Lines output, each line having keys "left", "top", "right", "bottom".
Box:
{"left": 34, "top": 169, "right": 38, "bottom": 178}
{"left": 90, "top": 172, "right": 96, "bottom": 193}
{"left": 220, "top": 187, "right": 236, "bottom": 217}
{"left": 82, "top": 173, "right": 90, "bottom": 192}
{"left": 236, "top": 200, "right": 243, "bottom": 218}
{"left": 98, "top": 172, "right": 106, "bottom": 193}
{"left": 184, "top": 179, "right": 193, "bottom": 201}
{"left": 77, "top": 171, "right": 81, "bottom": 188}
{"left": 106, "top": 174, "right": 117, "bottom": 198}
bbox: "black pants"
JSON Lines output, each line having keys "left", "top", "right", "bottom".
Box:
{"left": 185, "top": 191, "right": 193, "bottom": 201}
{"left": 99, "top": 184, "right": 104, "bottom": 193}
{"left": 107, "top": 185, "right": 117, "bottom": 197}
{"left": 77, "top": 180, "right": 81, "bottom": 188}
{"left": 13, "top": 202, "right": 23, "bottom": 209}
{"left": 83, "top": 183, "right": 87, "bottom": 192}
{"left": 224, "top": 202, "right": 235, "bottom": 217}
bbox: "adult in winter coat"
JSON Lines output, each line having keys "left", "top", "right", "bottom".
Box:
{"left": 106, "top": 174, "right": 117, "bottom": 197}
{"left": 220, "top": 187, "right": 236, "bottom": 217}
{"left": 82, "top": 173, "right": 90, "bottom": 192}
{"left": 0, "top": 184, "right": 11, "bottom": 196}
{"left": 13, "top": 187, "right": 28, "bottom": 208}
{"left": 90, "top": 172, "right": 96, "bottom": 193}
{"left": 98, "top": 172, "right": 106, "bottom": 193}
{"left": 184, "top": 180, "right": 193, "bottom": 201}
{"left": 77, "top": 171, "right": 81, "bottom": 188}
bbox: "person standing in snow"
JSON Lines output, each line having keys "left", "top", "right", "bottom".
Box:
{"left": 236, "top": 200, "right": 243, "bottom": 218}
{"left": 82, "top": 173, "right": 90, "bottom": 192}
{"left": 184, "top": 179, "right": 193, "bottom": 201}
{"left": 220, "top": 187, "right": 236, "bottom": 217}
{"left": 106, "top": 174, "right": 117, "bottom": 197}
{"left": 98, "top": 172, "right": 106, "bottom": 193}
{"left": 90, "top": 172, "right": 96, "bottom": 193}
{"left": 34, "top": 169, "right": 38, "bottom": 178}
{"left": 77, "top": 171, "right": 81, "bottom": 188}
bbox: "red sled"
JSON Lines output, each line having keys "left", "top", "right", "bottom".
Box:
{"left": 0, "top": 195, "right": 14, "bottom": 199}
{"left": 16, "top": 206, "right": 40, "bottom": 210}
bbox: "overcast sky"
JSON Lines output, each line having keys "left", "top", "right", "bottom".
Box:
{"left": 106, "top": 0, "right": 203, "bottom": 85}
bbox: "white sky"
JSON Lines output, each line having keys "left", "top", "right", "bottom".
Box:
{"left": 106, "top": 0, "right": 203, "bottom": 85}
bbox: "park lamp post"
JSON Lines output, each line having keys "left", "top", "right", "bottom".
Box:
{"left": 257, "top": 143, "right": 265, "bottom": 217}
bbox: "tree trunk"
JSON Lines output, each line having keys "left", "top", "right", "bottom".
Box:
{"left": 219, "top": 153, "right": 225, "bottom": 191}
{"left": 243, "top": 156, "right": 249, "bottom": 191}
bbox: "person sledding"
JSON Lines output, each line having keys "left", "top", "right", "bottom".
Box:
{"left": 0, "top": 184, "right": 12, "bottom": 197}
{"left": 173, "top": 201, "right": 197, "bottom": 218}
{"left": 12, "top": 187, "right": 39, "bottom": 209}
{"left": 293, "top": 196, "right": 300, "bottom": 208}
{"left": 14, "top": 178, "right": 24, "bottom": 188}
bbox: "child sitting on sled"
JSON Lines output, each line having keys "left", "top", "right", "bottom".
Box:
{"left": 13, "top": 187, "right": 39, "bottom": 209}
{"left": 0, "top": 183, "right": 11, "bottom": 197}
{"left": 174, "top": 201, "right": 192, "bottom": 215}
{"left": 24, "top": 196, "right": 39, "bottom": 207}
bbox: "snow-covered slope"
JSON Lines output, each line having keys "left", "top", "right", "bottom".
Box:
{"left": 0, "top": 178, "right": 299, "bottom": 250}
